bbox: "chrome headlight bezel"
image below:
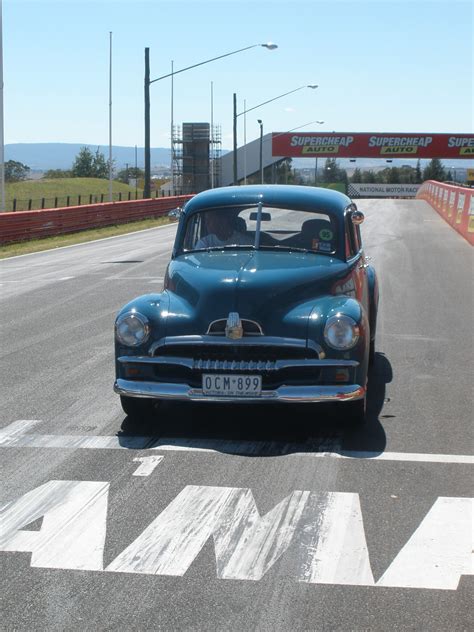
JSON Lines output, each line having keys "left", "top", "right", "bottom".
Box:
{"left": 323, "top": 313, "right": 360, "bottom": 350}
{"left": 115, "top": 311, "right": 150, "bottom": 347}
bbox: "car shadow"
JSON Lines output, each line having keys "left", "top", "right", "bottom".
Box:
{"left": 116, "top": 352, "right": 392, "bottom": 459}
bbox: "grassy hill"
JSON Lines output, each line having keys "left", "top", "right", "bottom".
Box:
{"left": 5, "top": 177, "right": 168, "bottom": 211}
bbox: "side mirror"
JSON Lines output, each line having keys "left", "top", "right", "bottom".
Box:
{"left": 351, "top": 210, "right": 365, "bottom": 225}
{"left": 168, "top": 207, "right": 182, "bottom": 218}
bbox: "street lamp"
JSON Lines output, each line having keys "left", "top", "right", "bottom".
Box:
{"left": 257, "top": 119, "right": 263, "bottom": 184}
{"left": 144, "top": 42, "right": 278, "bottom": 198}
{"left": 233, "top": 84, "right": 318, "bottom": 185}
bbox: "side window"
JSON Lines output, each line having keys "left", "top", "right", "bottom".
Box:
{"left": 183, "top": 214, "right": 202, "bottom": 250}
{"left": 345, "top": 212, "right": 361, "bottom": 258}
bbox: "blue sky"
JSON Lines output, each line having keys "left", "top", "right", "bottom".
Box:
{"left": 3, "top": 0, "right": 473, "bottom": 151}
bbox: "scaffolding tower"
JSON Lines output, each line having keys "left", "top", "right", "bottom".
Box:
{"left": 172, "top": 122, "right": 222, "bottom": 194}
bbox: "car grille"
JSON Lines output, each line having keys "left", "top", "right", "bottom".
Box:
{"left": 152, "top": 343, "right": 322, "bottom": 388}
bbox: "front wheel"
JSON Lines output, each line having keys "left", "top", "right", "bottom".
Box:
{"left": 345, "top": 395, "right": 367, "bottom": 425}
{"left": 120, "top": 395, "right": 156, "bottom": 420}
{"left": 369, "top": 339, "right": 376, "bottom": 367}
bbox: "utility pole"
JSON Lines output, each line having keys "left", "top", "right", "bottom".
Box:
{"left": 144, "top": 47, "right": 151, "bottom": 198}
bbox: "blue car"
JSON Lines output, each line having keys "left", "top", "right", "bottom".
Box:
{"left": 114, "top": 185, "right": 378, "bottom": 423}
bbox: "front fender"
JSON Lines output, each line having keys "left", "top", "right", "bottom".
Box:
{"left": 366, "top": 264, "right": 379, "bottom": 341}
{"left": 307, "top": 296, "right": 370, "bottom": 383}
{"left": 115, "top": 293, "right": 170, "bottom": 372}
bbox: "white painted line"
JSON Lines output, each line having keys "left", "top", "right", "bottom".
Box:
{"left": 0, "top": 421, "right": 473, "bottom": 465}
{"left": 377, "top": 497, "right": 473, "bottom": 590}
{"left": 132, "top": 455, "right": 164, "bottom": 476}
{"left": 0, "top": 221, "right": 178, "bottom": 261}
{"left": 297, "top": 492, "right": 374, "bottom": 585}
{"left": 1, "top": 480, "right": 472, "bottom": 589}
{"left": 0, "top": 480, "right": 109, "bottom": 570}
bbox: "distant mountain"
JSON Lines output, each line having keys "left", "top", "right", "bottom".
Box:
{"left": 5, "top": 143, "right": 171, "bottom": 170}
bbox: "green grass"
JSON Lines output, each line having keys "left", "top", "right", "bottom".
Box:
{"left": 0, "top": 215, "right": 176, "bottom": 259}
{"left": 5, "top": 177, "right": 168, "bottom": 211}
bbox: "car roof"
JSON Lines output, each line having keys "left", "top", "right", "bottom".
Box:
{"left": 182, "top": 185, "right": 352, "bottom": 217}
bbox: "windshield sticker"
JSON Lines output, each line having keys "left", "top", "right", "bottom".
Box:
{"left": 318, "top": 242, "right": 332, "bottom": 252}
{"left": 319, "top": 228, "right": 333, "bottom": 241}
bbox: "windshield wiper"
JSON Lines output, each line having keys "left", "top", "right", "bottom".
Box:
{"left": 186, "top": 245, "right": 256, "bottom": 253}
{"left": 258, "top": 244, "right": 313, "bottom": 253}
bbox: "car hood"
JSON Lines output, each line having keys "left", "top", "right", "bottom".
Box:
{"left": 164, "top": 250, "right": 349, "bottom": 338}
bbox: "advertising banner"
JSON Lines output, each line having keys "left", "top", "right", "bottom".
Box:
{"left": 272, "top": 133, "right": 474, "bottom": 159}
{"left": 348, "top": 183, "right": 421, "bottom": 198}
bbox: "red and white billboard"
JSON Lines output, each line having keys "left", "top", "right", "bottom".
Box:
{"left": 272, "top": 133, "right": 474, "bottom": 159}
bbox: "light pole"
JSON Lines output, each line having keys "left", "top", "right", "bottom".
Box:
{"left": 0, "top": 0, "right": 4, "bottom": 212}
{"left": 258, "top": 119, "right": 263, "bottom": 183}
{"left": 233, "top": 84, "right": 318, "bottom": 185}
{"left": 144, "top": 42, "right": 278, "bottom": 198}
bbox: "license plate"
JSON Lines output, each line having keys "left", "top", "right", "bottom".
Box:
{"left": 202, "top": 374, "right": 262, "bottom": 397}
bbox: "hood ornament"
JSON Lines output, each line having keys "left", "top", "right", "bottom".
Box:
{"left": 225, "top": 312, "right": 243, "bottom": 339}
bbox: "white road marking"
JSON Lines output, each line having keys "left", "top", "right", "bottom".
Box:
{"left": 132, "top": 455, "right": 164, "bottom": 476}
{"left": 0, "top": 480, "right": 108, "bottom": 570}
{"left": 297, "top": 492, "right": 374, "bottom": 585}
{"left": 0, "top": 221, "right": 177, "bottom": 261}
{"left": 0, "top": 420, "right": 473, "bottom": 464}
{"left": 1, "top": 480, "right": 471, "bottom": 589}
{"left": 213, "top": 489, "right": 309, "bottom": 581}
{"left": 107, "top": 485, "right": 235, "bottom": 576}
{"left": 377, "top": 497, "right": 473, "bottom": 590}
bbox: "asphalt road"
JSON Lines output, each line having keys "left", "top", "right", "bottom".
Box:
{"left": 1, "top": 199, "right": 472, "bottom": 631}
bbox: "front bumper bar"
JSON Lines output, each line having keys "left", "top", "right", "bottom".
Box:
{"left": 114, "top": 379, "right": 365, "bottom": 403}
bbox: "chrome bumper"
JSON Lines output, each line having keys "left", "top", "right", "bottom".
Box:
{"left": 114, "top": 379, "right": 365, "bottom": 403}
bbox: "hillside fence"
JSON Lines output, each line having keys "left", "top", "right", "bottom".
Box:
{"left": 7, "top": 188, "right": 186, "bottom": 213}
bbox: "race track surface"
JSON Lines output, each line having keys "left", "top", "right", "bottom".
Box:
{"left": 0, "top": 199, "right": 472, "bottom": 631}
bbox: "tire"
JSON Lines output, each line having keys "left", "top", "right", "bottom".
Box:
{"left": 120, "top": 395, "right": 156, "bottom": 420}
{"left": 345, "top": 395, "right": 367, "bottom": 426}
{"left": 369, "top": 339, "right": 375, "bottom": 367}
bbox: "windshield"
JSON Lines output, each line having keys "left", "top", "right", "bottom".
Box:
{"left": 181, "top": 205, "right": 337, "bottom": 255}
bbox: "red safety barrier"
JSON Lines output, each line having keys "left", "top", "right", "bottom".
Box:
{"left": 416, "top": 180, "right": 474, "bottom": 246}
{"left": 0, "top": 196, "right": 193, "bottom": 245}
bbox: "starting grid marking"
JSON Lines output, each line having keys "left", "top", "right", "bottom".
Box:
{"left": 0, "top": 480, "right": 472, "bottom": 591}
{"left": 0, "top": 420, "right": 473, "bottom": 464}
{"left": 1, "top": 420, "right": 473, "bottom": 591}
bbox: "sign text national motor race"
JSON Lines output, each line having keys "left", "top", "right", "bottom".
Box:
{"left": 272, "top": 133, "right": 474, "bottom": 159}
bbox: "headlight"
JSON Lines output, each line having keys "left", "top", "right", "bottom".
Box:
{"left": 115, "top": 311, "right": 150, "bottom": 347}
{"left": 324, "top": 314, "right": 359, "bottom": 350}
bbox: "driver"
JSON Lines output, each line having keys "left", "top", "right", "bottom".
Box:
{"left": 195, "top": 210, "right": 251, "bottom": 249}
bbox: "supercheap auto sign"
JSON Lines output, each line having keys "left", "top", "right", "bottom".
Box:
{"left": 271, "top": 133, "right": 474, "bottom": 159}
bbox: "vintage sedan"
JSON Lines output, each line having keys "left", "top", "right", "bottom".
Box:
{"left": 114, "top": 185, "right": 378, "bottom": 423}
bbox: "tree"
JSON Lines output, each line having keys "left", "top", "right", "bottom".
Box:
{"left": 115, "top": 166, "right": 144, "bottom": 184}
{"left": 350, "top": 167, "right": 362, "bottom": 183}
{"left": 322, "top": 158, "right": 347, "bottom": 183}
{"left": 5, "top": 160, "right": 30, "bottom": 182}
{"left": 422, "top": 158, "right": 446, "bottom": 182}
{"left": 43, "top": 169, "right": 72, "bottom": 179}
{"left": 387, "top": 167, "right": 401, "bottom": 183}
{"left": 71, "top": 146, "right": 111, "bottom": 178}
{"left": 360, "top": 169, "right": 377, "bottom": 183}
{"left": 415, "top": 159, "right": 422, "bottom": 184}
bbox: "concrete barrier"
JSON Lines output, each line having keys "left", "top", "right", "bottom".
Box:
{"left": 0, "top": 196, "right": 192, "bottom": 245}
{"left": 417, "top": 181, "right": 473, "bottom": 245}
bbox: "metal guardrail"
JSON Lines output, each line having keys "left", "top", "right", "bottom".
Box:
{"left": 0, "top": 195, "right": 192, "bottom": 245}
